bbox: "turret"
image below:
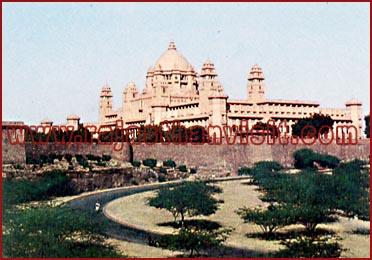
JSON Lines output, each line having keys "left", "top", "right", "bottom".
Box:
{"left": 99, "top": 84, "right": 113, "bottom": 124}
{"left": 199, "top": 59, "right": 227, "bottom": 127}
{"left": 248, "top": 64, "right": 266, "bottom": 102}
{"left": 345, "top": 99, "right": 362, "bottom": 139}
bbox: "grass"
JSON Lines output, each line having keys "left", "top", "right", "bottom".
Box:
{"left": 104, "top": 179, "right": 370, "bottom": 258}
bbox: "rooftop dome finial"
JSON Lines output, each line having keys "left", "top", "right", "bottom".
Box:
{"left": 168, "top": 40, "right": 176, "bottom": 50}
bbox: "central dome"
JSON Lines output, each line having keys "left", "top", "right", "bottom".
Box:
{"left": 154, "top": 41, "right": 192, "bottom": 71}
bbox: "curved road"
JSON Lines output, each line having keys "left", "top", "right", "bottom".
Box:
{"left": 66, "top": 177, "right": 261, "bottom": 257}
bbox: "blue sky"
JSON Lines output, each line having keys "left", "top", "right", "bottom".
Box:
{"left": 3, "top": 2, "right": 370, "bottom": 125}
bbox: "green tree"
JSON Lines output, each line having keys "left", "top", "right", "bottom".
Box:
{"left": 3, "top": 206, "right": 123, "bottom": 257}
{"left": 238, "top": 205, "right": 292, "bottom": 239}
{"left": 143, "top": 158, "right": 157, "bottom": 168}
{"left": 364, "top": 114, "right": 370, "bottom": 138}
{"left": 292, "top": 113, "right": 334, "bottom": 138}
{"left": 332, "top": 160, "right": 370, "bottom": 220}
{"left": 293, "top": 148, "right": 339, "bottom": 169}
{"left": 163, "top": 225, "right": 232, "bottom": 257}
{"left": 148, "top": 181, "right": 222, "bottom": 228}
{"left": 163, "top": 159, "right": 177, "bottom": 168}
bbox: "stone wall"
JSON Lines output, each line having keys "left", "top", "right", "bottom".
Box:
{"left": 2, "top": 122, "right": 26, "bottom": 164}
{"left": 133, "top": 140, "right": 370, "bottom": 175}
{"left": 2, "top": 122, "right": 370, "bottom": 176}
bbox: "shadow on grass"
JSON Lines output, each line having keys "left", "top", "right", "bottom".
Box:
{"left": 245, "top": 227, "right": 336, "bottom": 241}
{"left": 158, "top": 219, "right": 222, "bottom": 230}
{"left": 350, "top": 228, "right": 370, "bottom": 235}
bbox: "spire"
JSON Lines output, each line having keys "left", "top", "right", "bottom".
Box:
{"left": 200, "top": 59, "right": 217, "bottom": 77}
{"left": 168, "top": 40, "right": 176, "bottom": 50}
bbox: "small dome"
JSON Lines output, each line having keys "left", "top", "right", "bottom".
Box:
{"left": 67, "top": 114, "right": 80, "bottom": 120}
{"left": 124, "top": 82, "right": 138, "bottom": 93}
{"left": 345, "top": 99, "right": 362, "bottom": 106}
{"left": 40, "top": 118, "right": 53, "bottom": 124}
{"left": 154, "top": 41, "right": 192, "bottom": 72}
{"left": 100, "top": 84, "right": 113, "bottom": 97}
{"left": 200, "top": 59, "right": 217, "bottom": 77}
{"left": 248, "top": 64, "right": 264, "bottom": 80}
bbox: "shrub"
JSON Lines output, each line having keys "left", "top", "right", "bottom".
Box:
{"left": 132, "top": 161, "right": 141, "bottom": 167}
{"left": 26, "top": 156, "right": 37, "bottom": 165}
{"left": 178, "top": 165, "right": 187, "bottom": 172}
{"left": 86, "top": 154, "right": 101, "bottom": 161}
{"left": 253, "top": 161, "right": 282, "bottom": 172}
{"left": 75, "top": 154, "right": 84, "bottom": 163}
{"left": 274, "top": 236, "right": 342, "bottom": 258}
{"left": 160, "top": 167, "right": 167, "bottom": 174}
{"left": 102, "top": 154, "right": 111, "bottom": 161}
{"left": 163, "top": 159, "right": 177, "bottom": 168}
{"left": 237, "top": 167, "right": 251, "bottom": 176}
{"left": 14, "top": 164, "right": 25, "bottom": 170}
{"left": 314, "top": 154, "right": 340, "bottom": 168}
{"left": 143, "top": 158, "right": 157, "bottom": 168}
{"left": 293, "top": 149, "right": 340, "bottom": 169}
{"left": 96, "top": 161, "right": 106, "bottom": 167}
{"left": 64, "top": 154, "right": 73, "bottom": 163}
{"left": 158, "top": 174, "right": 167, "bottom": 182}
{"left": 190, "top": 168, "right": 197, "bottom": 174}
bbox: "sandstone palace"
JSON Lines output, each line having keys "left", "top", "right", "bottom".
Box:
{"left": 91, "top": 41, "right": 361, "bottom": 139}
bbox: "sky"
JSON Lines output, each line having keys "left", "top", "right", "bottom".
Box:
{"left": 2, "top": 2, "right": 370, "bottom": 126}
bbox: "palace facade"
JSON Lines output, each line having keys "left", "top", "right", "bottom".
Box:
{"left": 97, "top": 41, "right": 362, "bottom": 139}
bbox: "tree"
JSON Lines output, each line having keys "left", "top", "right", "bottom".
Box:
{"left": 293, "top": 148, "right": 340, "bottom": 169}
{"left": 148, "top": 181, "right": 222, "bottom": 228}
{"left": 274, "top": 235, "right": 343, "bottom": 258}
{"left": 238, "top": 205, "right": 292, "bottom": 239}
{"left": 163, "top": 225, "right": 232, "bottom": 257}
{"left": 364, "top": 114, "right": 370, "bottom": 138}
{"left": 332, "top": 160, "right": 370, "bottom": 220}
{"left": 292, "top": 113, "right": 334, "bottom": 138}
{"left": 163, "top": 159, "right": 177, "bottom": 168}
{"left": 3, "top": 206, "right": 123, "bottom": 257}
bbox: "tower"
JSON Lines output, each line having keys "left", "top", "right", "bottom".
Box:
{"left": 99, "top": 84, "right": 113, "bottom": 124}
{"left": 199, "top": 60, "right": 227, "bottom": 127}
{"left": 345, "top": 99, "right": 363, "bottom": 139}
{"left": 248, "top": 64, "right": 266, "bottom": 102}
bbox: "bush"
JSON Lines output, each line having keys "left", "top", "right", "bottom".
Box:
{"left": 96, "top": 161, "right": 106, "bottom": 167}
{"left": 293, "top": 149, "right": 340, "bottom": 169}
{"left": 253, "top": 161, "right": 282, "bottom": 172}
{"left": 274, "top": 236, "right": 342, "bottom": 258}
{"left": 75, "top": 154, "right": 84, "bottom": 163}
{"left": 178, "top": 165, "right": 187, "bottom": 172}
{"left": 26, "top": 156, "right": 37, "bottom": 165}
{"left": 163, "top": 159, "right": 177, "bottom": 168}
{"left": 14, "top": 164, "right": 25, "bottom": 170}
{"left": 102, "top": 154, "right": 111, "bottom": 161}
{"left": 64, "top": 154, "right": 73, "bottom": 163}
{"left": 143, "top": 158, "right": 157, "bottom": 168}
{"left": 158, "top": 174, "right": 167, "bottom": 182}
{"left": 132, "top": 161, "right": 141, "bottom": 167}
{"left": 2, "top": 170, "right": 76, "bottom": 208}
{"left": 3, "top": 206, "right": 123, "bottom": 257}
{"left": 237, "top": 167, "right": 251, "bottom": 176}
{"left": 160, "top": 167, "right": 167, "bottom": 174}
{"left": 314, "top": 154, "right": 340, "bottom": 168}
{"left": 86, "top": 154, "right": 101, "bottom": 161}
{"left": 190, "top": 168, "right": 197, "bottom": 174}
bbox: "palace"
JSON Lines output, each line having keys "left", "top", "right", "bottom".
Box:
{"left": 95, "top": 41, "right": 362, "bottom": 139}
